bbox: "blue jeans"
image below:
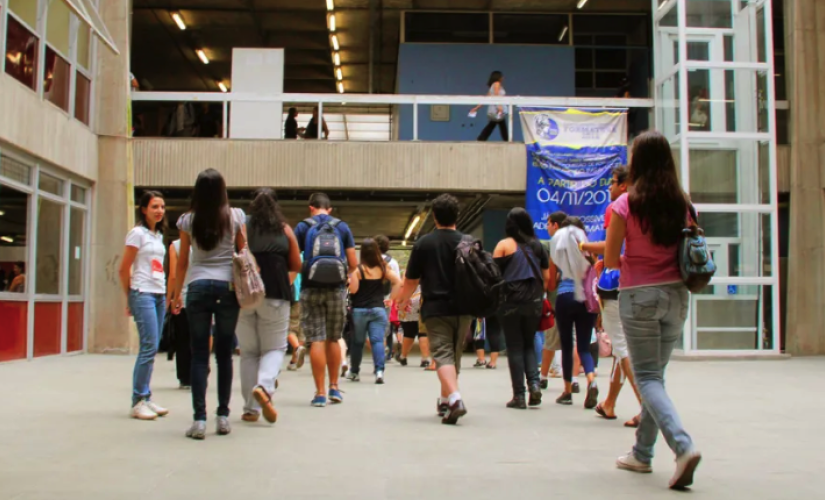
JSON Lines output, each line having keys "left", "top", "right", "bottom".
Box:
{"left": 350, "top": 307, "right": 388, "bottom": 374}
{"left": 555, "top": 292, "right": 597, "bottom": 382}
{"left": 534, "top": 331, "right": 544, "bottom": 365}
{"left": 620, "top": 283, "right": 693, "bottom": 464}
{"left": 186, "top": 280, "right": 240, "bottom": 421}
{"left": 129, "top": 290, "right": 165, "bottom": 406}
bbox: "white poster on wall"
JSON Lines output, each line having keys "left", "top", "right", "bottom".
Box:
{"left": 229, "top": 48, "right": 284, "bottom": 139}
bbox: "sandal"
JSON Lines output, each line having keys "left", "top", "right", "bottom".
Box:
{"left": 595, "top": 403, "right": 617, "bottom": 420}
{"left": 624, "top": 414, "right": 641, "bottom": 428}
{"left": 473, "top": 360, "right": 487, "bottom": 368}
{"left": 486, "top": 364, "right": 497, "bottom": 370}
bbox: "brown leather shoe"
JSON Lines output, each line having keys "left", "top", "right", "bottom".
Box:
{"left": 441, "top": 399, "right": 467, "bottom": 425}
{"left": 241, "top": 412, "right": 259, "bottom": 423}
{"left": 252, "top": 386, "right": 278, "bottom": 423}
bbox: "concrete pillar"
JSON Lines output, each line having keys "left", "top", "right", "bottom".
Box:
{"left": 785, "top": 0, "right": 825, "bottom": 355}
{"left": 88, "top": 0, "right": 134, "bottom": 354}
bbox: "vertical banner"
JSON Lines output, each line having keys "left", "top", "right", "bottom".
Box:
{"left": 520, "top": 107, "right": 628, "bottom": 242}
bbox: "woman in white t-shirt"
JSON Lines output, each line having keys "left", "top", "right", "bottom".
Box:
{"left": 470, "top": 70, "right": 508, "bottom": 142}
{"left": 172, "top": 168, "right": 246, "bottom": 440}
{"left": 118, "top": 191, "right": 169, "bottom": 421}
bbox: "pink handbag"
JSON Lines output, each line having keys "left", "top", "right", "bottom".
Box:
{"left": 583, "top": 265, "right": 601, "bottom": 314}
{"left": 597, "top": 330, "right": 613, "bottom": 358}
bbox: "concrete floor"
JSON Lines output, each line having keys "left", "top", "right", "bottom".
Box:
{"left": 0, "top": 353, "right": 821, "bottom": 500}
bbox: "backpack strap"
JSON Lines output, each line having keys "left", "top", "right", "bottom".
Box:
{"left": 358, "top": 265, "right": 365, "bottom": 280}
{"left": 302, "top": 218, "right": 318, "bottom": 228}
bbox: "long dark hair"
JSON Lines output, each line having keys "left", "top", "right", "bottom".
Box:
{"left": 487, "top": 70, "right": 503, "bottom": 87}
{"left": 190, "top": 168, "right": 230, "bottom": 251}
{"left": 359, "top": 238, "right": 385, "bottom": 277}
{"left": 137, "top": 190, "right": 167, "bottom": 233}
{"left": 505, "top": 208, "right": 537, "bottom": 244}
{"left": 248, "top": 188, "right": 287, "bottom": 236}
{"left": 627, "top": 131, "right": 688, "bottom": 247}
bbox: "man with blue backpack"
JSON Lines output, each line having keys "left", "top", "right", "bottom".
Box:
{"left": 293, "top": 193, "right": 358, "bottom": 407}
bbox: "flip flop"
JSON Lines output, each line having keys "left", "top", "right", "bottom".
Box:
{"left": 595, "top": 403, "right": 618, "bottom": 420}
{"left": 624, "top": 414, "right": 641, "bottom": 428}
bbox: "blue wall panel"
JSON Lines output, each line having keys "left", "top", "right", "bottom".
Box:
{"left": 397, "top": 44, "right": 576, "bottom": 142}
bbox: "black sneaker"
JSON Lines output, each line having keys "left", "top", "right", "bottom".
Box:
{"left": 420, "top": 360, "right": 430, "bottom": 368}
{"left": 528, "top": 384, "right": 543, "bottom": 407}
{"left": 572, "top": 382, "right": 581, "bottom": 394}
{"left": 436, "top": 399, "right": 449, "bottom": 417}
{"left": 506, "top": 395, "right": 527, "bottom": 409}
{"left": 584, "top": 381, "right": 599, "bottom": 409}
{"left": 539, "top": 379, "right": 548, "bottom": 390}
{"left": 399, "top": 357, "right": 408, "bottom": 366}
{"left": 556, "top": 392, "right": 573, "bottom": 405}
{"left": 442, "top": 399, "right": 468, "bottom": 425}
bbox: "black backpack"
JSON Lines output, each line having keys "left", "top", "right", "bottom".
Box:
{"left": 453, "top": 237, "right": 504, "bottom": 318}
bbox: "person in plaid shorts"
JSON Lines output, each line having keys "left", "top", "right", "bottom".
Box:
{"left": 293, "top": 193, "right": 357, "bottom": 407}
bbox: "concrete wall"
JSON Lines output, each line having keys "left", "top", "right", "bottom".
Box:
{"left": 0, "top": 76, "right": 98, "bottom": 181}
{"left": 396, "top": 44, "right": 575, "bottom": 141}
{"left": 133, "top": 139, "right": 527, "bottom": 192}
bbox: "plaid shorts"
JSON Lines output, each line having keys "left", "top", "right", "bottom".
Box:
{"left": 300, "top": 287, "right": 346, "bottom": 343}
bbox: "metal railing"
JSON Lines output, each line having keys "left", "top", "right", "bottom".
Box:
{"left": 131, "top": 91, "right": 655, "bottom": 142}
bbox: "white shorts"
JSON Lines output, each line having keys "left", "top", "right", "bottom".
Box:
{"left": 601, "top": 299, "right": 628, "bottom": 360}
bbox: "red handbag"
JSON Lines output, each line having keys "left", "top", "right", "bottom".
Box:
{"left": 538, "top": 298, "right": 555, "bottom": 330}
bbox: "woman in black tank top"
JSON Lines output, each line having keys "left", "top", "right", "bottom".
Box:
{"left": 347, "top": 238, "right": 402, "bottom": 384}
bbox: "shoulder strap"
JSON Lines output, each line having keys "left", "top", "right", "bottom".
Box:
{"left": 358, "top": 265, "right": 365, "bottom": 280}
{"left": 302, "top": 218, "right": 318, "bottom": 228}
{"left": 520, "top": 244, "right": 543, "bottom": 282}
{"left": 327, "top": 218, "right": 341, "bottom": 228}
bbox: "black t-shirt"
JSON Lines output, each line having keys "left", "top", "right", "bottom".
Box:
{"left": 284, "top": 117, "right": 298, "bottom": 139}
{"left": 405, "top": 229, "right": 464, "bottom": 320}
{"left": 247, "top": 219, "right": 291, "bottom": 301}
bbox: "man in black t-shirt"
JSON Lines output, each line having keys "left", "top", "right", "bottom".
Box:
{"left": 397, "top": 194, "right": 471, "bottom": 425}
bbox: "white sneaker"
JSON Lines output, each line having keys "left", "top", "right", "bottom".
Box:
{"left": 287, "top": 362, "right": 298, "bottom": 371}
{"left": 616, "top": 452, "right": 652, "bottom": 473}
{"left": 131, "top": 401, "right": 158, "bottom": 421}
{"left": 670, "top": 450, "right": 702, "bottom": 490}
{"left": 375, "top": 370, "right": 385, "bottom": 385}
{"left": 186, "top": 420, "right": 206, "bottom": 440}
{"left": 295, "top": 345, "right": 307, "bottom": 368}
{"left": 145, "top": 401, "right": 169, "bottom": 417}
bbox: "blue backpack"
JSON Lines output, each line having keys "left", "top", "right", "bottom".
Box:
{"left": 678, "top": 206, "right": 717, "bottom": 293}
{"left": 301, "top": 217, "right": 347, "bottom": 287}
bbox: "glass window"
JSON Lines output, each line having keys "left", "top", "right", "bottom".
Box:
{"left": 4, "top": 15, "right": 39, "bottom": 91}
{"left": 70, "top": 185, "right": 87, "bottom": 204}
{"left": 0, "top": 184, "right": 30, "bottom": 294}
{"left": 39, "top": 172, "right": 64, "bottom": 196}
{"left": 0, "top": 154, "right": 32, "bottom": 184}
{"left": 595, "top": 72, "right": 624, "bottom": 89}
{"left": 8, "top": 0, "right": 38, "bottom": 28}
{"left": 75, "top": 71, "right": 91, "bottom": 125}
{"left": 76, "top": 23, "right": 91, "bottom": 69}
{"left": 575, "top": 49, "right": 593, "bottom": 70}
{"left": 44, "top": 47, "right": 72, "bottom": 113}
{"left": 774, "top": 53, "right": 786, "bottom": 100}
{"left": 686, "top": 0, "right": 733, "bottom": 29}
{"left": 689, "top": 149, "right": 738, "bottom": 203}
{"left": 594, "top": 49, "right": 627, "bottom": 70}
{"left": 35, "top": 199, "right": 63, "bottom": 295}
{"left": 404, "top": 12, "right": 489, "bottom": 43}
{"left": 574, "top": 15, "right": 648, "bottom": 46}
{"left": 68, "top": 208, "right": 85, "bottom": 295}
{"left": 776, "top": 108, "right": 788, "bottom": 145}
{"left": 492, "top": 14, "right": 569, "bottom": 45}
{"left": 47, "top": 0, "right": 72, "bottom": 57}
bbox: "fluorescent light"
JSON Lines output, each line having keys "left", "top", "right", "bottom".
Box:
{"left": 171, "top": 12, "right": 186, "bottom": 30}
{"left": 0, "top": 210, "right": 5, "bottom": 216}
{"left": 218, "top": 81, "right": 228, "bottom": 92}
{"left": 1, "top": 236, "right": 13, "bottom": 243}
{"left": 337, "top": 81, "right": 344, "bottom": 94}
{"left": 558, "top": 25, "right": 568, "bottom": 42}
{"left": 577, "top": 0, "right": 589, "bottom": 8}
{"left": 401, "top": 240, "right": 407, "bottom": 247}
{"left": 333, "top": 52, "right": 340, "bottom": 66}
{"left": 329, "top": 14, "right": 336, "bottom": 32}
{"left": 196, "top": 49, "right": 209, "bottom": 64}
{"left": 332, "top": 35, "right": 339, "bottom": 51}
{"left": 336, "top": 67, "right": 343, "bottom": 80}
{"left": 326, "top": 0, "right": 334, "bottom": 11}
{"left": 404, "top": 215, "right": 421, "bottom": 240}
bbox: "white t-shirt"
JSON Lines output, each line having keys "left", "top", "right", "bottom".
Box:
{"left": 176, "top": 208, "right": 246, "bottom": 286}
{"left": 382, "top": 253, "right": 400, "bottom": 300}
{"left": 125, "top": 226, "right": 166, "bottom": 294}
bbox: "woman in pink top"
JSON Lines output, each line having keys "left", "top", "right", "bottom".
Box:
{"left": 604, "top": 131, "right": 701, "bottom": 490}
